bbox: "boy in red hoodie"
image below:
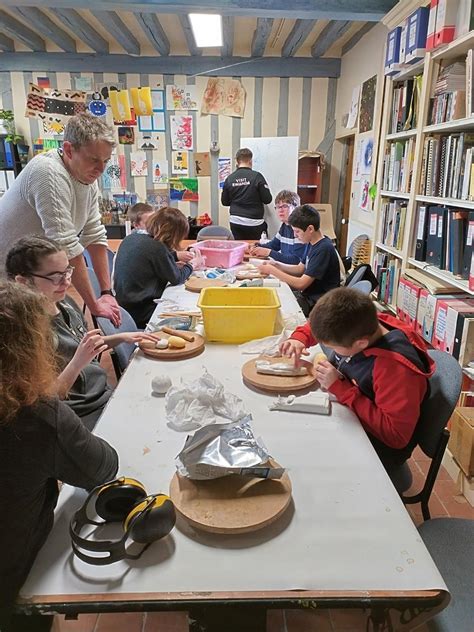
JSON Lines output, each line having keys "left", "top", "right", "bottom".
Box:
{"left": 280, "top": 287, "right": 435, "bottom": 476}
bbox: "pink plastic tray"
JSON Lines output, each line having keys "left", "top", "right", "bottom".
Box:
{"left": 193, "top": 240, "right": 248, "bottom": 268}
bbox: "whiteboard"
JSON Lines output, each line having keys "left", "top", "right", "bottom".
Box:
{"left": 241, "top": 136, "right": 299, "bottom": 237}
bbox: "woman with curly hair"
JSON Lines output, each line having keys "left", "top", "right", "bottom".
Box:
{"left": 0, "top": 282, "right": 118, "bottom": 630}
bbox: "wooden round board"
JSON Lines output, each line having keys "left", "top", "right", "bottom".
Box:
{"left": 185, "top": 277, "right": 228, "bottom": 293}
{"left": 242, "top": 357, "right": 317, "bottom": 393}
{"left": 139, "top": 331, "right": 205, "bottom": 360}
{"left": 169, "top": 461, "right": 292, "bottom": 534}
{"left": 235, "top": 270, "right": 268, "bottom": 280}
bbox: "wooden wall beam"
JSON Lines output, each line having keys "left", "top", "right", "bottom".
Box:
{"left": 251, "top": 17, "right": 273, "bottom": 57}
{"left": 178, "top": 14, "right": 202, "bottom": 56}
{"left": 134, "top": 12, "right": 169, "bottom": 55}
{"left": 222, "top": 16, "right": 234, "bottom": 57}
{"left": 0, "top": 9, "right": 45, "bottom": 51}
{"left": 10, "top": 6, "right": 76, "bottom": 52}
{"left": 341, "top": 22, "right": 375, "bottom": 55}
{"left": 91, "top": 10, "right": 140, "bottom": 55}
{"left": 311, "top": 20, "right": 352, "bottom": 57}
{"left": 55, "top": 8, "right": 109, "bottom": 54}
{"left": 281, "top": 19, "right": 315, "bottom": 57}
{"left": 0, "top": 32, "right": 14, "bottom": 52}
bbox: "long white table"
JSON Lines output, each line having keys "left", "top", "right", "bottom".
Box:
{"left": 19, "top": 283, "right": 448, "bottom": 631}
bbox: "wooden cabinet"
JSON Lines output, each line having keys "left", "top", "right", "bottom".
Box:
{"left": 297, "top": 155, "right": 322, "bottom": 205}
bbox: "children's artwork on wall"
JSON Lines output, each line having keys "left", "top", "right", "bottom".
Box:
{"left": 153, "top": 159, "right": 169, "bottom": 184}
{"left": 130, "top": 150, "right": 148, "bottom": 177}
{"left": 41, "top": 116, "right": 65, "bottom": 135}
{"left": 113, "top": 192, "right": 138, "bottom": 206}
{"left": 201, "top": 78, "right": 246, "bottom": 118}
{"left": 103, "top": 155, "right": 126, "bottom": 191}
{"left": 166, "top": 84, "right": 199, "bottom": 110}
{"left": 347, "top": 86, "right": 360, "bottom": 129}
{"left": 359, "top": 75, "right": 377, "bottom": 133}
{"left": 218, "top": 157, "right": 231, "bottom": 188}
{"left": 360, "top": 137, "right": 374, "bottom": 175}
{"left": 359, "top": 178, "right": 371, "bottom": 211}
{"left": 74, "top": 76, "right": 93, "bottom": 92}
{"left": 170, "top": 115, "right": 193, "bottom": 150}
{"left": 169, "top": 178, "right": 199, "bottom": 201}
{"left": 147, "top": 189, "right": 169, "bottom": 208}
{"left": 354, "top": 140, "right": 362, "bottom": 182}
{"left": 109, "top": 89, "right": 132, "bottom": 125}
{"left": 172, "top": 150, "right": 189, "bottom": 175}
{"left": 96, "top": 83, "right": 124, "bottom": 104}
{"left": 37, "top": 77, "right": 50, "bottom": 89}
{"left": 194, "top": 152, "right": 211, "bottom": 177}
{"left": 130, "top": 87, "right": 153, "bottom": 116}
{"left": 25, "top": 83, "right": 86, "bottom": 123}
{"left": 118, "top": 126, "right": 135, "bottom": 145}
{"left": 151, "top": 90, "right": 164, "bottom": 110}
{"left": 137, "top": 132, "right": 160, "bottom": 150}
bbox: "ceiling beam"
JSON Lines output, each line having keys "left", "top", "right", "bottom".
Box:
{"left": 281, "top": 19, "right": 315, "bottom": 57}
{"left": 91, "top": 10, "right": 140, "bottom": 55}
{"left": 10, "top": 6, "right": 76, "bottom": 52}
{"left": 55, "top": 8, "right": 109, "bottom": 54}
{"left": 0, "top": 0, "right": 396, "bottom": 21}
{"left": 134, "top": 12, "right": 169, "bottom": 55}
{"left": 251, "top": 17, "right": 273, "bottom": 57}
{"left": 311, "top": 20, "right": 352, "bottom": 57}
{"left": 0, "top": 52, "right": 341, "bottom": 78}
{"left": 0, "top": 9, "right": 45, "bottom": 51}
{"left": 0, "top": 32, "right": 14, "bottom": 51}
{"left": 178, "top": 14, "right": 202, "bottom": 56}
{"left": 341, "top": 22, "right": 375, "bottom": 55}
{"left": 222, "top": 16, "right": 234, "bottom": 57}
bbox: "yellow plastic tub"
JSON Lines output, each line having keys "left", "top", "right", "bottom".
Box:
{"left": 197, "top": 287, "right": 281, "bottom": 343}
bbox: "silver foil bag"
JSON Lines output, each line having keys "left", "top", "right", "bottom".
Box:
{"left": 175, "top": 417, "right": 285, "bottom": 480}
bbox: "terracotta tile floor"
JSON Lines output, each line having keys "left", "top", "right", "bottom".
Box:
{"left": 51, "top": 297, "right": 473, "bottom": 631}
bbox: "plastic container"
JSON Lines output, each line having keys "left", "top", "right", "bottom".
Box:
{"left": 197, "top": 287, "right": 281, "bottom": 343}
{"left": 192, "top": 240, "right": 247, "bottom": 268}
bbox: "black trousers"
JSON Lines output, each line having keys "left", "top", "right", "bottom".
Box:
{"left": 292, "top": 290, "right": 316, "bottom": 318}
{"left": 229, "top": 221, "right": 267, "bottom": 241}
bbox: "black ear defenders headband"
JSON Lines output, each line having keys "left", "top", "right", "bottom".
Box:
{"left": 70, "top": 477, "right": 176, "bottom": 565}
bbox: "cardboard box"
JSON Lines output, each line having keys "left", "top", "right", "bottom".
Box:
{"left": 448, "top": 407, "right": 474, "bottom": 476}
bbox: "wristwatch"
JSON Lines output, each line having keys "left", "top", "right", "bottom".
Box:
{"left": 100, "top": 289, "right": 114, "bottom": 296}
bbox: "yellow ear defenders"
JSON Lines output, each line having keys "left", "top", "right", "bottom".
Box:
{"left": 69, "top": 477, "right": 176, "bottom": 565}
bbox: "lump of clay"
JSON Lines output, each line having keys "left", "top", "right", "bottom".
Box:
{"left": 151, "top": 375, "right": 172, "bottom": 395}
{"left": 168, "top": 335, "right": 186, "bottom": 349}
{"left": 141, "top": 340, "right": 156, "bottom": 350}
{"left": 255, "top": 360, "right": 307, "bottom": 377}
{"left": 155, "top": 338, "right": 169, "bottom": 349}
{"left": 314, "top": 352, "right": 328, "bottom": 364}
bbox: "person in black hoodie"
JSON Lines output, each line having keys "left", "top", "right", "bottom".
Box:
{"left": 0, "top": 282, "right": 118, "bottom": 631}
{"left": 221, "top": 147, "right": 272, "bottom": 240}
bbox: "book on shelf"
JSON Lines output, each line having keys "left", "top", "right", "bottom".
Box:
{"left": 380, "top": 199, "right": 407, "bottom": 249}
{"left": 382, "top": 138, "right": 415, "bottom": 192}
{"left": 389, "top": 76, "right": 421, "bottom": 134}
{"left": 404, "top": 267, "right": 466, "bottom": 293}
{"left": 373, "top": 253, "right": 401, "bottom": 306}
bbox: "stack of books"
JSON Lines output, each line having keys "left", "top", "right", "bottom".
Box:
{"left": 373, "top": 253, "right": 401, "bottom": 306}
{"left": 380, "top": 199, "right": 407, "bottom": 250}
{"left": 382, "top": 138, "right": 415, "bottom": 192}
{"left": 429, "top": 61, "right": 467, "bottom": 124}
{"left": 389, "top": 76, "right": 422, "bottom": 133}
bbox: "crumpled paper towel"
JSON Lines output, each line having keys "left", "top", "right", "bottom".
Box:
{"left": 239, "top": 329, "right": 291, "bottom": 356}
{"left": 165, "top": 369, "right": 248, "bottom": 432}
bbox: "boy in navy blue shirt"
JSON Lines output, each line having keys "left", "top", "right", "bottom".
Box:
{"left": 249, "top": 190, "right": 307, "bottom": 264}
{"left": 259, "top": 204, "right": 341, "bottom": 316}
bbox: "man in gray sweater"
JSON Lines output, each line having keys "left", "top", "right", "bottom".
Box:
{"left": 0, "top": 113, "right": 121, "bottom": 325}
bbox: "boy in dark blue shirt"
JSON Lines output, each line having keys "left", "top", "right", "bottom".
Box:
{"left": 259, "top": 204, "right": 341, "bottom": 316}
{"left": 250, "top": 190, "right": 307, "bottom": 264}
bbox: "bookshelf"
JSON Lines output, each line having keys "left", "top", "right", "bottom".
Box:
{"left": 374, "top": 2, "right": 474, "bottom": 319}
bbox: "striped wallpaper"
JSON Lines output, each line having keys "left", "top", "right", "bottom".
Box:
{"left": 0, "top": 70, "right": 330, "bottom": 226}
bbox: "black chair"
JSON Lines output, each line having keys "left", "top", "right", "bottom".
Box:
{"left": 196, "top": 225, "right": 234, "bottom": 240}
{"left": 96, "top": 306, "right": 138, "bottom": 380}
{"left": 345, "top": 263, "right": 379, "bottom": 291}
{"left": 418, "top": 518, "right": 474, "bottom": 631}
{"left": 394, "top": 350, "right": 462, "bottom": 521}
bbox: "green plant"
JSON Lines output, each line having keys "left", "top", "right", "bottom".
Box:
{"left": 0, "top": 109, "right": 23, "bottom": 144}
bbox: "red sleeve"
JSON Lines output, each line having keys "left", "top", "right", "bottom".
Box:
{"left": 328, "top": 356, "right": 427, "bottom": 449}
{"left": 290, "top": 322, "right": 317, "bottom": 347}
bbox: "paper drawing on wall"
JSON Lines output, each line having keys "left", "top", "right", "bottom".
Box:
{"left": 103, "top": 155, "right": 122, "bottom": 190}
{"left": 137, "top": 132, "right": 160, "bottom": 150}
{"left": 109, "top": 89, "right": 134, "bottom": 125}
{"left": 130, "top": 151, "right": 148, "bottom": 177}
{"left": 153, "top": 159, "right": 169, "bottom": 184}
{"left": 118, "top": 126, "right": 135, "bottom": 145}
{"left": 194, "top": 152, "right": 211, "bottom": 177}
{"left": 96, "top": 83, "right": 124, "bottom": 104}
{"left": 37, "top": 77, "right": 50, "bottom": 89}
{"left": 172, "top": 151, "right": 189, "bottom": 175}
{"left": 88, "top": 99, "right": 107, "bottom": 117}
{"left": 166, "top": 84, "right": 199, "bottom": 110}
{"left": 201, "top": 78, "right": 246, "bottom": 118}
{"left": 147, "top": 189, "right": 169, "bottom": 208}
{"left": 74, "top": 76, "right": 93, "bottom": 92}
{"left": 41, "top": 117, "right": 65, "bottom": 135}
{"left": 130, "top": 87, "right": 153, "bottom": 116}
{"left": 359, "top": 75, "right": 377, "bottom": 133}
{"left": 347, "top": 86, "right": 360, "bottom": 129}
{"left": 218, "top": 157, "right": 231, "bottom": 188}
{"left": 359, "top": 178, "right": 371, "bottom": 211}
{"left": 151, "top": 90, "right": 164, "bottom": 110}
{"left": 25, "top": 83, "right": 87, "bottom": 126}
{"left": 360, "top": 138, "right": 374, "bottom": 175}
{"left": 170, "top": 115, "right": 193, "bottom": 150}
{"left": 169, "top": 178, "right": 199, "bottom": 201}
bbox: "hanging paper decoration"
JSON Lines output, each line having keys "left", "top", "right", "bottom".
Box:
{"left": 130, "top": 87, "right": 153, "bottom": 116}
{"left": 25, "top": 83, "right": 87, "bottom": 132}
{"left": 147, "top": 189, "right": 169, "bottom": 208}
{"left": 152, "top": 159, "right": 169, "bottom": 184}
{"left": 118, "top": 126, "right": 135, "bottom": 145}
{"left": 169, "top": 178, "right": 199, "bottom": 202}
{"left": 172, "top": 151, "right": 188, "bottom": 175}
{"left": 130, "top": 150, "right": 148, "bottom": 177}
{"left": 88, "top": 99, "right": 106, "bottom": 117}
{"left": 218, "top": 158, "right": 231, "bottom": 188}
{"left": 166, "top": 84, "right": 198, "bottom": 110}
{"left": 170, "top": 115, "right": 193, "bottom": 151}
{"left": 109, "top": 89, "right": 132, "bottom": 125}
{"left": 201, "top": 78, "right": 246, "bottom": 118}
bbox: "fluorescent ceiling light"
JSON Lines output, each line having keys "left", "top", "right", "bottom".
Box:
{"left": 189, "top": 13, "right": 223, "bottom": 47}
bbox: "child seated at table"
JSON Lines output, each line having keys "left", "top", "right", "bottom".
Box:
{"left": 0, "top": 282, "right": 118, "bottom": 627}
{"left": 127, "top": 202, "right": 155, "bottom": 233}
{"left": 6, "top": 236, "right": 156, "bottom": 430}
{"left": 258, "top": 205, "right": 341, "bottom": 316}
{"left": 114, "top": 206, "right": 199, "bottom": 328}
{"left": 280, "top": 287, "right": 434, "bottom": 478}
{"left": 249, "top": 190, "right": 307, "bottom": 264}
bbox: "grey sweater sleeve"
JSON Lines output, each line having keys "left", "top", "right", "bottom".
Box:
{"left": 151, "top": 244, "right": 193, "bottom": 286}
{"left": 53, "top": 400, "right": 118, "bottom": 491}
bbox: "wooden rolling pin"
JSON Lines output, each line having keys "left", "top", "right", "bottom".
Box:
{"left": 161, "top": 326, "right": 195, "bottom": 342}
